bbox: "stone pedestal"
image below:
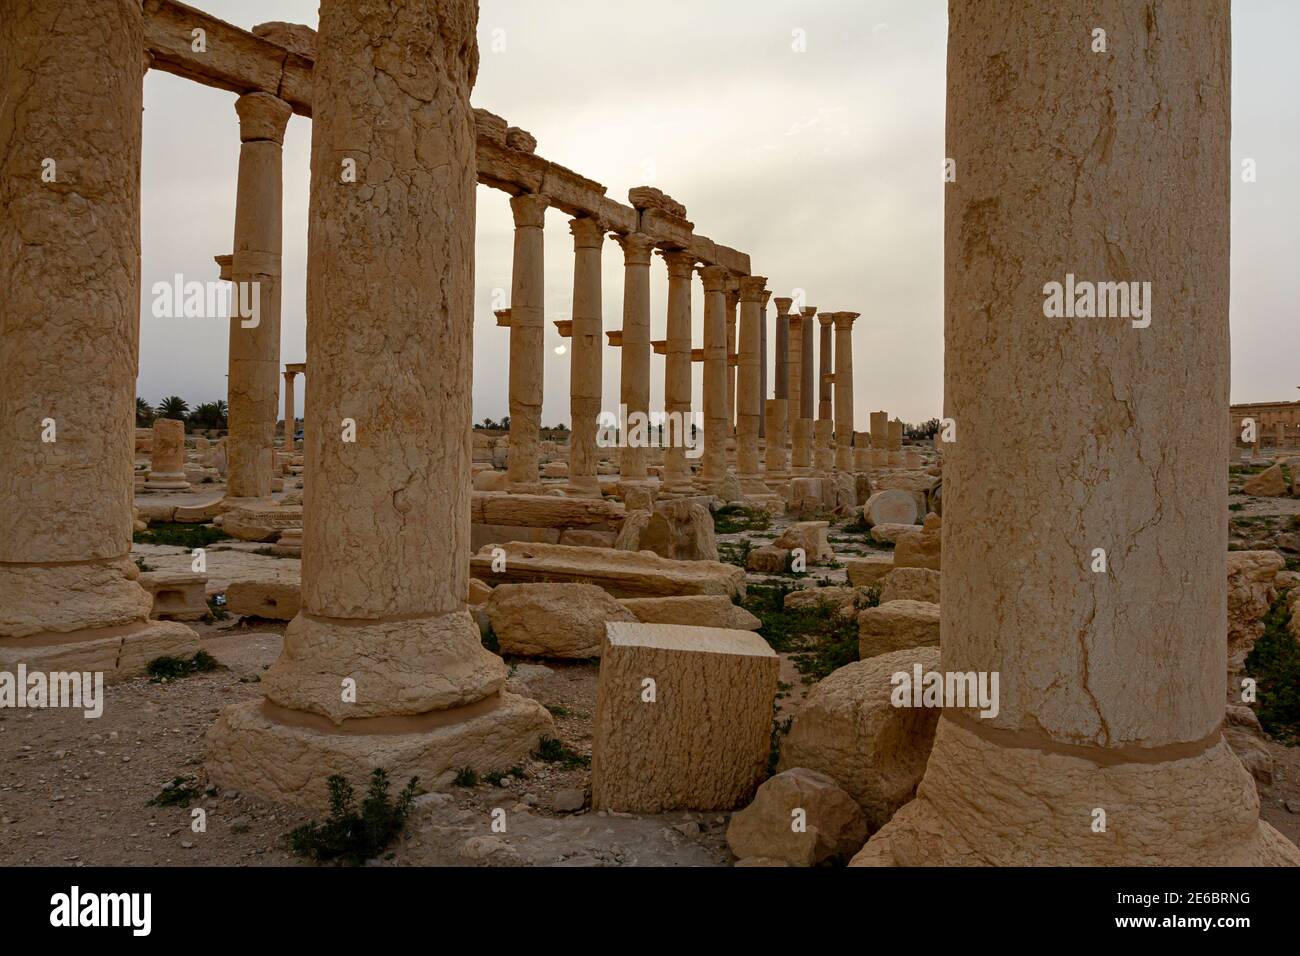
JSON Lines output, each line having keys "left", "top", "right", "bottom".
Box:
{"left": 146, "top": 418, "right": 191, "bottom": 490}
{"left": 206, "top": 0, "right": 550, "bottom": 808}
{"left": 791, "top": 419, "right": 814, "bottom": 473}
{"left": 855, "top": 0, "right": 1298, "bottom": 867}
{"left": 226, "top": 92, "right": 292, "bottom": 500}
{"left": 814, "top": 420, "right": 834, "bottom": 473}
{"left": 507, "top": 193, "right": 548, "bottom": 489}
{"left": 566, "top": 217, "right": 604, "bottom": 496}
{"left": 853, "top": 431, "right": 872, "bottom": 472}
{"left": 0, "top": 0, "right": 196, "bottom": 679}
{"left": 698, "top": 267, "right": 729, "bottom": 493}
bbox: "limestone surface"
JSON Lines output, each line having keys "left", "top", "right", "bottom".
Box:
{"left": 857, "top": 600, "right": 940, "bottom": 659}
{"left": 726, "top": 768, "right": 868, "bottom": 866}
{"left": 863, "top": 490, "right": 919, "bottom": 527}
{"left": 879, "top": 568, "right": 941, "bottom": 605}
{"left": 773, "top": 521, "right": 834, "bottom": 564}
{"left": 619, "top": 596, "right": 760, "bottom": 631}
{"left": 591, "top": 622, "right": 778, "bottom": 812}
{"left": 486, "top": 583, "right": 637, "bottom": 659}
{"left": 843, "top": 555, "right": 895, "bottom": 587}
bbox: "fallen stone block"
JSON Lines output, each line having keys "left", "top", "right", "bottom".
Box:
{"left": 558, "top": 529, "right": 617, "bottom": 548}
{"left": 726, "top": 767, "right": 868, "bottom": 866}
{"left": 783, "top": 586, "right": 875, "bottom": 618}
{"left": 470, "top": 523, "right": 560, "bottom": 551}
{"left": 893, "top": 512, "right": 941, "bottom": 570}
{"left": 844, "top": 554, "right": 894, "bottom": 586}
{"left": 475, "top": 492, "right": 624, "bottom": 530}
{"left": 774, "top": 521, "right": 834, "bottom": 564}
{"left": 746, "top": 545, "right": 791, "bottom": 573}
{"left": 138, "top": 570, "right": 209, "bottom": 622}
{"left": 220, "top": 504, "right": 304, "bottom": 543}
{"left": 486, "top": 582, "right": 637, "bottom": 659}
{"left": 1228, "top": 549, "right": 1284, "bottom": 673}
{"left": 619, "top": 595, "right": 760, "bottom": 631}
{"left": 470, "top": 542, "right": 746, "bottom": 600}
{"left": 857, "top": 600, "right": 940, "bottom": 659}
{"left": 1243, "top": 463, "right": 1287, "bottom": 497}
{"left": 615, "top": 499, "right": 718, "bottom": 561}
{"left": 778, "top": 646, "right": 941, "bottom": 829}
{"left": 591, "top": 622, "right": 778, "bottom": 812}
{"left": 879, "top": 567, "right": 941, "bottom": 604}
{"left": 870, "top": 522, "right": 922, "bottom": 545}
{"left": 863, "top": 489, "right": 918, "bottom": 527}
{"left": 467, "top": 578, "right": 493, "bottom": 606}
{"left": 135, "top": 501, "right": 177, "bottom": 523}
{"left": 226, "top": 577, "right": 302, "bottom": 621}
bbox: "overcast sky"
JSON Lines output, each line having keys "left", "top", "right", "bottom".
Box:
{"left": 138, "top": 0, "right": 1300, "bottom": 427}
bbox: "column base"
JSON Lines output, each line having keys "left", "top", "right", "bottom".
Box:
{"left": 0, "top": 619, "right": 199, "bottom": 682}
{"left": 144, "top": 472, "right": 191, "bottom": 491}
{"left": 851, "top": 717, "right": 1300, "bottom": 866}
{"left": 205, "top": 692, "right": 555, "bottom": 809}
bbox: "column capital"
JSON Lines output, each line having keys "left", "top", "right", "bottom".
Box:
{"left": 832, "top": 311, "right": 860, "bottom": 330}
{"left": 760, "top": 288, "right": 772, "bottom": 308}
{"left": 774, "top": 297, "right": 793, "bottom": 315}
{"left": 235, "top": 92, "right": 293, "bottom": 145}
{"left": 817, "top": 311, "right": 835, "bottom": 326}
{"left": 800, "top": 306, "right": 818, "bottom": 320}
{"left": 659, "top": 248, "right": 697, "bottom": 278}
{"left": 568, "top": 216, "right": 605, "bottom": 248}
{"left": 739, "top": 275, "right": 768, "bottom": 303}
{"left": 510, "top": 192, "right": 548, "bottom": 228}
{"left": 698, "top": 264, "right": 729, "bottom": 292}
{"left": 614, "top": 232, "right": 655, "bottom": 265}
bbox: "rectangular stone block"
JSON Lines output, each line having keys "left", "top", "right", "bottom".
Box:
{"left": 844, "top": 554, "right": 894, "bottom": 586}
{"left": 226, "top": 577, "right": 302, "bottom": 621}
{"left": 591, "top": 622, "right": 778, "bottom": 813}
{"left": 857, "top": 599, "right": 939, "bottom": 660}
{"left": 138, "top": 570, "right": 209, "bottom": 622}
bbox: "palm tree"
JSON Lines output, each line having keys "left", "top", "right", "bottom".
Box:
{"left": 135, "top": 397, "right": 155, "bottom": 427}
{"left": 190, "top": 400, "right": 229, "bottom": 430}
{"left": 156, "top": 395, "right": 189, "bottom": 421}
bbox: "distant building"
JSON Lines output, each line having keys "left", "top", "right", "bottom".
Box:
{"left": 1230, "top": 400, "right": 1300, "bottom": 449}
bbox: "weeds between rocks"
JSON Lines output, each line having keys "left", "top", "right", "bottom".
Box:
{"left": 532, "top": 734, "right": 590, "bottom": 769}
{"left": 133, "top": 522, "right": 231, "bottom": 550}
{"left": 287, "top": 770, "right": 419, "bottom": 866}
{"left": 146, "top": 650, "right": 220, "bottom": 682}
{"left": 453, "top": 767, "right": 479, "bottom": 787}
{"left": 718, "top": 540, "right": 754, "bottom": 568}
{"left": 146, "top": 775, "right": 204, "bottom": 809}
{"left": 712, "top": 505, "right": 772, "bottom": 535}
{"left": 1246, "top": 595, "right": 1300, "bottom": 744}
{"left": 744, "top": 582, "right": 878, "bottom": 683}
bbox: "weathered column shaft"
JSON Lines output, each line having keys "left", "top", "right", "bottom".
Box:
{"left": 699, "top": 267, "right": 729, "bottom": 486}
{"left": 507, "top": 193, "right": 547, "bottom": 487}
{"left": 226, "top": 93, "right": 292, "bottom": 499}
{"left": 662, "top": 250, "right": 695, "bottom": 489}
{"left": 0, "top": 0, "right": 195, "bottom": 670}
{"left": 758, "top": 290, "right": 770, "bottom": 439}
{"left": 616, "top": 233, "right": 655, "bottom": 480}
{"left": 736, "top": 276, "right": 768, "bottom": 477}
{"left": 283, "top": 371, "right": 297, "bottom": 450}
{"left": 725, "top": 285, "right": 739, "bottom": 433}
{"left": 800, "top": 307, "right": 817, "bottom": 419}
{"left": 787, "top": 312, "right": 802, "bottom": 422}
{"left": 832, "top": 311, "right": 858, "bottom": 471}
{"left": 858, "top": 0, "right": 1297, "bottom": 866}
{"left": 567, "top": 217, "right": 604, "bottom": 494}
{"left": 817, "top": 314, "right": 834, "bottom": 420}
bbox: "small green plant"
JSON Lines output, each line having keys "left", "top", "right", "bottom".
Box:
{"left": 545, "top": 704, "right": 570, "bottom": 718}
{"left": 718, "top": 540, "right": 755, "bottom": 568}
{"left": 134, "top": 556, "right": 154, "bottom": 572}
{"left": 287, "top": 769, "right": 419, "bottom": 866}
{"left": 452, "top": 766, "right": 479, "bottom": 787}
{"left": 532, "top": 735, "right": 590, "bottom": 769}
{"left": 712, "top": 505, "right": 772, "bottom": 535}
{"left": 481, "top": 626, "right": 499, "bottom": 654}
{"left": 133, "top": 522, "right": 230, "bottom": 550}
{"left": 743, "top": 583, "right": 867, "bottom": 683}
{"left": 1245, "top": 595, "right": 1300, "bottom": 744}
{"left": 205, "top": 598, "right": 229, "bottom": 621}
{"left": 146, "top": 649, "right": 220, "bottom": 682}
{"left": 767, "top": 713, "right": 793, "bottom": 775}
{"left": 483, "top": 770, "right": 507, "bottom": 787}
{"left": 147, "top": 775, "right": 204, "bottom": 808}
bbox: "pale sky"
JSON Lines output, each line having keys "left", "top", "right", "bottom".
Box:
{"left": 138, "top": 0, "right": 1300, "bottom": 427}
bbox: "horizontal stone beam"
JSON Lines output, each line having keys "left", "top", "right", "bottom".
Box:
{"left": 143, "top": 0, "right": 750, "bottom": 275}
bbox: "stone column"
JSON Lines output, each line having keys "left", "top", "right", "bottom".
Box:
{"left": 758, "top": 289, "right": 771, "bottom": 439}
{"left": 566, "top": 217, "right": 605, "bottom": 496}
{"left": 726, "top": 281, "right": 740, "bottom": 436}
{"left": 853, "top": 431, "right": 871, "bottom": 471}
{"left": 856, "top": 0, "right": 1296, "bottom": 866}
{"left": 832, "top": 311, "right": 859, "bottom": 471}
{"left": 736, "top": 276, "right": 768, "bottom": 486}
{"left": 0, "top": 0, "right": 196, "bottom": 678}
{"left": 787, "top": 311, "right": 803, "bottom": 423}
{"left": 207, "top": 0, "right": 550, "bottom": 808}
{"left": 816, "top": 313, "right": 834, "bottom": 421}
{"left": 774, "top": 297, "right": 791, "bottom": 448}
{"left": 506, "top": 193, "right": 548, "bottom": 491}
{"left": 800, "top": 307, "right": 817, "bottom": 420}
{"left": 661, "top": 250, "right": 696, "bottom": 492}
{"left": 813, "top": 420, "right": 834, "bottom": 473}
{"left": 887, "top": 418, "right": 904, "bottom": 466}
{"left": 283, "top": 369, "right": 298, "bottom": 451}
{"left": 146, "top": 419, "right": 191, "bottom": 490}
{"left": 616, "top": 233, "right": 655, "bottom": 482}
{"left": 225, "top": 93, "right": 292, "bottom": 501}
{"left": 698, "top": 266, "right": 730, "bottom": 492}
{"left": 870, "top": 409, "right": 889, "bottom": 466}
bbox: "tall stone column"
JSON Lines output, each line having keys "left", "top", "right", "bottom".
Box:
{"left": 506, "top": 193, "right": 548, "bottom": 490}
{"left": 283, "top": 369, "right": 298, "bottom": 451}
{"left": 226, "top": 93, "right": 292, "bottom": 501}
{"left": 207, "top": 0, "right": 550, "bottom": 807}
{"left": 816, "top": 313, "right": 834, "bottom": 421}
{"left": 698, "top": 266, "right": 730, "bottom": 492}
{"left": 736, "top": 276, "right": 768, "bottom": 485}
{"left": 758, "top": 289, "right": 771, "bottom": 439}
{"left": 832, "top": 311, "right": 859, "bottom": 471}
{"left": 0, "top": 0, "right": 196, "bottom": 678}
{"left": 766, "top": 296, "right": 792, "bottom": 478}
{"left": 566, "top": 217, "right": 605, "bottom": 496}
{"left": 616, "top": 233, "right": 655, "bottom": 482}
{"left": 725, "top": 282, "right": 740, "bottom": 436}
{"left": 800, "top": 307, "right": 817, "bottom": 420}
{"left": 661, "top": 250, "right": 696, "bottom": 492}
{"left": 787, "top": 311, "right": 803, "bottom": 423}
{"left": 887, "top": 418, "right": 904, "bottom": 466}
{"left": 856, "top": 0, "right": 1297, "bottom": 866}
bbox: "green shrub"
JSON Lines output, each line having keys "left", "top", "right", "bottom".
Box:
{"left": 133, "top": 522, "right": 230, "bottom": 550}
{"left": 287, "top": 770, "right": 419, "bottom": 866}
{"left": 532, "top": 735, "right": 590, "bottom": 769}
{"left": 1245, "top": 596, "right": 1300, "bottom": 743}
{"left": 146, "top": 650, "right": 219, "bottom": 682}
